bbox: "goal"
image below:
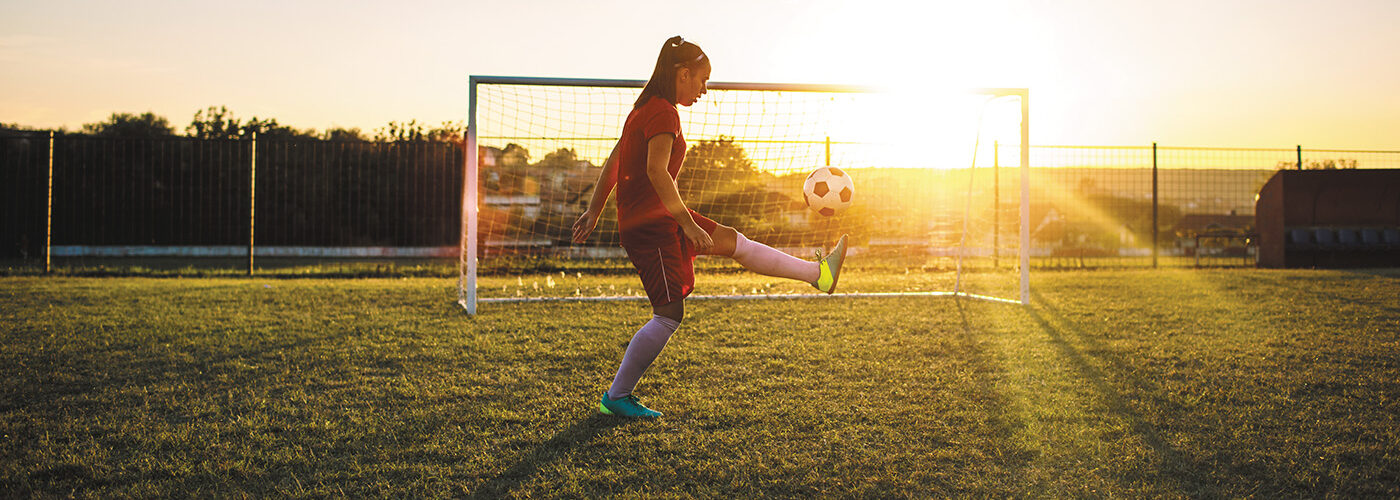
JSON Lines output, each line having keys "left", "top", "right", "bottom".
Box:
{"left": 459, "top": 76, "right": 1029, "bottom": 314}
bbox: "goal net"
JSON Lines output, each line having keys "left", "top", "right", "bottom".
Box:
{"left": 460, "top": 76, "right": 1029, "bottom": 314}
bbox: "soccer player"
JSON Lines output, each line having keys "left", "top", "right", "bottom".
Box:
{"left": 571, "top": 36, "right": 848, "bottom": 418}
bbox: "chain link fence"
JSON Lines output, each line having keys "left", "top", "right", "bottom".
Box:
{"left": 2, "top": 133, "right": 462, "bottom": 275}
{"left": 3, "top": 132, "right": 1396, "bottom": 275}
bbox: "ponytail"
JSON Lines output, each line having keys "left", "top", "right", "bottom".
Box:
{"left": 634, "top": 36, "right": 708, "bottom": 109}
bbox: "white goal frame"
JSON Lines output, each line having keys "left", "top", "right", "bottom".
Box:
{"left": 459, "top": 75, "right": 1030, "bottom": 314}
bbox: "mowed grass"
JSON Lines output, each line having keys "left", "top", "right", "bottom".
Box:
{"left": 2, "top": 270, "right": 1398, "bottom": 498}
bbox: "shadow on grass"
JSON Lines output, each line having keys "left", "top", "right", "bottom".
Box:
{"left": 1028, "top": 291, "right": 1219, "bottom": 497}
{"left": 0, "top": 331, "right": 333, "bottom": 415}
{"left": 1240, "top": 271, "right": 1400, "bottom": 315}
{"left": 0, "top": 332, "right": 364, "bottom": 496}
{"left": 467, "top": 413, "right": 630, "bottom": 498}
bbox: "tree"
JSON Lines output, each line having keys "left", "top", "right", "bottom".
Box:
{"left": 322, "top": 127, "right": 367, "bottom": 142}
{"left": 675, "top": 137, "right": 794, "bottom": 236}
{"left": 678, "top": 136, "right": 759, "bottom": 200}
{"left": 81, "top": 112, "right": 175, "bottom": 138}
{"left": 1276, "top": 158, "right": 1360, "bottom": 170}
{"left": 1, "top": 122, "right": 61, "bottom": 134}
{"left": 187, "top": 106, "right": 314, "bottom": 139}
{"left": 501, "top": 143, "right": 530, "bottom": 168}
{"left": 186, "top": 106, "right": 241, "bottom": 139}
{"left": 426, "top": 121, "right": 465, "bottom": 144}
{"left": 370, "top": 120, "right": 465, "bottom": 143}
{"left": 374, "top": 120, "right": 423, "bottom": 142}
{"left": 1306, "top": 158, "right": 1358, "bottom": 170}
{"left": 535, "top": 148, "right": 582, "bottom": 169}
{"left": 240, "top": 117, "right": 315, "bottom": 140}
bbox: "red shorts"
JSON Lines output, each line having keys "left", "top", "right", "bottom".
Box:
{"left": 622, "top": 211, "right": 720, "bottom": 307}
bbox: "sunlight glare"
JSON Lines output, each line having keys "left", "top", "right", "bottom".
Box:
{"left": 827, "top": 90, "right": 1022, "bottom": 169}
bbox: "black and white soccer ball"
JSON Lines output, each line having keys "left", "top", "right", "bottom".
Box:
{"left": 802, "top": 166, "right": 854, "bottom": 217}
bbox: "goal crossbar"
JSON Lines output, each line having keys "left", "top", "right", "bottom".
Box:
{"left": 467, "top": 74, "right": 1027, "bottom": 97}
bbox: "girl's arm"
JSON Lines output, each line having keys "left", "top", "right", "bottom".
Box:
{"left": 585, "top": 143, "right": 620, "bottom": 214}
{"left": 570, "top": 143, "right": 620, "bottom": 244}
{"left": 644, "top": 134, "right": 712, "bottom": 251}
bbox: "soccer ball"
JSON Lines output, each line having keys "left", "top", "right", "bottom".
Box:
{"left": 802, "top": 166, "right": 854, "bottom": 216}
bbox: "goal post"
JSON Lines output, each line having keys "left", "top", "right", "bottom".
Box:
{"left": 459, "top": 76, "right": 1029, "bottom": 314}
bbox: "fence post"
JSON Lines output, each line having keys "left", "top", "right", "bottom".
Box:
{"left": 249, "top": 131, "right": 256, "bottom": 276}
{"left": 1152, "top": 142, "right": 1158, "bottom": 268}
{"left": 824, "top": 136, "right": 831, "bottom": 167}
{"left": 45, "top": 131, "right": 54, "bottom": 274}
{"left": 1297, "top": 144, "right": 1303, "bottom": 170}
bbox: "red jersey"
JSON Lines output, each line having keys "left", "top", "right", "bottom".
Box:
{"left": 615, "top": 96, "right": 687, "bottom": 247}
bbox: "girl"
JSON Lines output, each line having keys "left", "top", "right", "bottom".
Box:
{"left": 571, "top": 36, "right": 847, "bottom": 418}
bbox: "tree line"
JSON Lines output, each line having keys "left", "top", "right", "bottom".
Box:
{"left": 1, "top": 107, "right": 465, "bottom": 143}
{"left": 0, "top": 110, "right": 467, "bottom": 259}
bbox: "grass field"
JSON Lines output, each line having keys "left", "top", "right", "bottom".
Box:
{"left": 3, "top": 269, "right": 1399, "bottom": 497}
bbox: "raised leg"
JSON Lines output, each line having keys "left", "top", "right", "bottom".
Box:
{"left": 706, "top": 225, "right": 739, "bottom": 258}
{"left": 725, "top": 227, "right": 820, "bottom": 283}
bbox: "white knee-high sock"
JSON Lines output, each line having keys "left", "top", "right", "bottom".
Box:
{"left": 731, "top": 232, "right": 820, "bottom": 283}
{"left": 607, "top": 314, "right": 681, "bottom": 399}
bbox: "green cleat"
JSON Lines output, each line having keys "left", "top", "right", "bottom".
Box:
{"left": 811, "top": 234, "right": 848, "bottom": 294}
{"left": 599, "top": 392, "right": 663, "bottom": 418}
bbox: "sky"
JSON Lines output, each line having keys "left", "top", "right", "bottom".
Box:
{"left": 2, "top": 0, "right": 1398, "bottom": 149}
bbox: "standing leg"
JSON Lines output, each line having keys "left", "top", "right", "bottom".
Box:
{"left": 601, "top": 239, "right": 698, "bottom": 418}
{"left": 607, "top": 300, "right": 683, "bottom": 400}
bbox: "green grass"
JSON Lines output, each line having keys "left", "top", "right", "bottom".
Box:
{"left": 2, "top": 269, "right": 1398, "bottom": 497}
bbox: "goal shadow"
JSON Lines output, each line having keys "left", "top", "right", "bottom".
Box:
{"left": 1028, "top": 291, "right": 1218, "bottom": 496}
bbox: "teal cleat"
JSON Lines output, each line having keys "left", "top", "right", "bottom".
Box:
{"left": 810, "top": 234, "right": 848, "bottom": 294}
{"left": 599, "top": 392, "right": 663, "bottom": 418}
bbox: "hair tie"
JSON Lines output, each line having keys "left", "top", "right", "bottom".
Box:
{"left": 672, "top": 52, "right": 705, "bottom": 68}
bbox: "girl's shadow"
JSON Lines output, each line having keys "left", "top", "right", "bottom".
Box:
{"left": 469, "top": 413, "right": 631, "bottom": 498}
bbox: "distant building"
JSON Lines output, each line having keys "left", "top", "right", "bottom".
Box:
{"left": 475, "top": 144, "right": 604, "bottom": 248}
{"left": 1171, "top": 213, "right": 1253, "bottom": 251}
{"left": 1172, "top": 213, "right": 1253, "bottom": 237}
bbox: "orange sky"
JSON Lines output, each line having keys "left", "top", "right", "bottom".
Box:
{"left": 3, "top": 0, "right": 1397, "bottom": 149}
